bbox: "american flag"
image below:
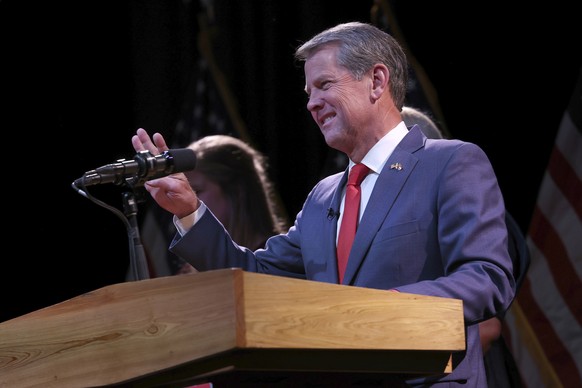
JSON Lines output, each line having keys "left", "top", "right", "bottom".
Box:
{"left": 504, "top": 68, "right": 582, "bottom": 387}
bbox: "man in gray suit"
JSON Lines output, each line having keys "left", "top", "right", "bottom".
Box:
{"left": 132, "top": 22, "right": 514, "bottom": 387}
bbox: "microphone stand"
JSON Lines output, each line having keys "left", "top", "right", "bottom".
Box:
{"left": 72, "top": 148, "right": 197, "bottom": 281}
{"left": 122, "top": 190, "right": 150, "bottom": 281}
{"left": 72, "top": 170, "right": 156, "bottom": 282}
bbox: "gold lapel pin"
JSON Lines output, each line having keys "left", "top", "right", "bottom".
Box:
{"left": 390, "top": 162, "right": 403, "bottom": 171}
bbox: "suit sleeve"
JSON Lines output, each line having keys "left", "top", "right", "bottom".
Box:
{"left": 170, "top": 204, "right": 307, "bottom": 279}
{"left": 395, "top": 142, "right": 516, "bottom": 324}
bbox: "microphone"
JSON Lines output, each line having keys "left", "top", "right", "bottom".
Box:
{"left": 327, "top": 207, "right": 340, "bottom": 220}
{"left": 74, "top": 148, "right": 197, "bottom": 187}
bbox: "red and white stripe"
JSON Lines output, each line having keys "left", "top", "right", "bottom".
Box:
{"left": 505, "top": 70, "right": 582, "bottom": 388}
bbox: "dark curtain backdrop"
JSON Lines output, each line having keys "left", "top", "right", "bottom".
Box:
{"left": 1, "top": 0, "right": 580, "bottom": 321}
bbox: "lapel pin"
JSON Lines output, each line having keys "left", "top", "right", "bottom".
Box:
{"left": 390, "top": 162, "right": 403, "bottom": 171}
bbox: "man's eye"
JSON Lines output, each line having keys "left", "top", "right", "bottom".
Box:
{"left": 322, "top": 81, "right": 335, "bottom": 91}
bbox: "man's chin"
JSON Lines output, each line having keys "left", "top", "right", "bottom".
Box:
{"left": 322, "top": 131, "right": 342, "bottom": 149}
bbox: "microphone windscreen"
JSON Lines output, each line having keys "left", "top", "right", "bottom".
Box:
{"left": 167, "top": 148, "right": 197, "bottom": 172}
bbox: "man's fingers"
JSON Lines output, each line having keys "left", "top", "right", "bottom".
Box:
{"left": 152, "top": 132, "right": 170, "bottom": 152}
{"left": 134, "top": 128, "right": 161, "bottom": 154}
{"left": 131, "top": 134, "right": 145, "bottom": 152}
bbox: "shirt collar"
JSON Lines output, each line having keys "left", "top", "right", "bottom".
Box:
{"left": 349, "top": 121, "right": 408, "bottom": 174}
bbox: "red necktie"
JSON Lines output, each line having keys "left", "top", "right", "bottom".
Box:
{"left": 337, "top": 163, "right": 370, "bottom": 283}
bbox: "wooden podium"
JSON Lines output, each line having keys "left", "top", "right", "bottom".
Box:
{"left": 0, "top": 269, "right": 465, "bottom": 387}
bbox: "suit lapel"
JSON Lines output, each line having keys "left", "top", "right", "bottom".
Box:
{"left": 342, "top": 145, "right": 421, "bottom": 284}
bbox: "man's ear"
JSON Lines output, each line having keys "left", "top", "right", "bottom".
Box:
{"left": 371, "top": 64, "right": 389, "bottom": 101}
